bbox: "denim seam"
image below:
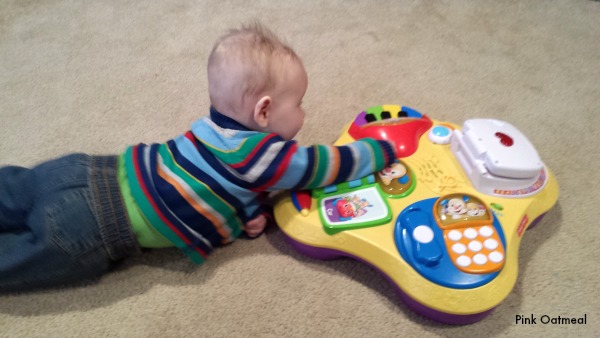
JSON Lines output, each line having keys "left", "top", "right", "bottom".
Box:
{"left": 90, "top": 156, "right": 140, "bottom": 261}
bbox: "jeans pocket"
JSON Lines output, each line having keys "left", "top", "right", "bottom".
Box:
{"left": 46, "top": 188, "right": 104, "bottom": 258}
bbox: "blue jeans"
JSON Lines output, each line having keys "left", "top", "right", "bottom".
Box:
{"left": 0, "top": 154, "right": 140, "bottom": 292}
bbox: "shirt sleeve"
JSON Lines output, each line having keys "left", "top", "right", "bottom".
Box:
{"left": 262, "top": 137, "right": 396, "bottom": 191}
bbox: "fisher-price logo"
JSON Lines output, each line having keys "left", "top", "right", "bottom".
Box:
{"left": 517, "top": 215, "right": 529, "bottom": 237}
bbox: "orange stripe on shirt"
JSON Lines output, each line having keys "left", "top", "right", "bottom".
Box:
{"left": 323, "top": 146, "right": 341, "bottom": 186}
{"left": 156, "top": 163, "right": 231, "bottom": 240}
{"left": 132, "top": 146, "right": 208, "bottom": 258}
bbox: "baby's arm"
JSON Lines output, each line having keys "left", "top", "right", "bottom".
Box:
{"left": 266, "top": 138, "right": 396, "bottom": 191}
{"left": 239, "top": 137, "right": 395, "bottom": 236}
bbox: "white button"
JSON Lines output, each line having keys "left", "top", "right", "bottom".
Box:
{"left": 456, "top": 255, "right": 471, "bottom": 267}
{"left": 473, "top": 253, "right": 488, "bottom": 265}
{"left": 489, "top": 251, "right": 504, "bottom": 263}
{"left": 464, "top": 228, "right": 478, "bottom": 239}
{"left": 413, "top": 225, "right": 434, "bottom": 244}
{"left": 479, "top": 226, "right": 494, "bottom": 237}
{"left": 452, "top": 243, "right": 467, "bottom": 254}
{"left": 448, "top": 230, "right": 462, "bottom": 241}
{"left": 484, "top": 238, "right": 499, "bottom": 250}
{"left": 468, "top": 240, "right": 483, "bottom": 252}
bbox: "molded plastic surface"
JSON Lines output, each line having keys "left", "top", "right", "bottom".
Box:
{"left": 274, "top": 105, "right": 559, "bottom": 324}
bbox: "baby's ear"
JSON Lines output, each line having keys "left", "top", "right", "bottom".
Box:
{"left": 253, "top": 96, "right": 271, "bottom": 129}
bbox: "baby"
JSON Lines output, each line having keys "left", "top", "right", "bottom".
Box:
{"left": 0, "top": 23, "right": 396, "bottom": 292}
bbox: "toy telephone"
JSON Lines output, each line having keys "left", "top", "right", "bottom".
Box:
{"left": 273, "top": 105, "right": 559, "bottom": 324}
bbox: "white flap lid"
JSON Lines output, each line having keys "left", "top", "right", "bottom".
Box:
{"left": 461, "top": 119, "right": 543, "bottom": 179}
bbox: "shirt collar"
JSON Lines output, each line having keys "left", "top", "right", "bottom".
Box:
{"left": 209, "top": 106, "right": 251, "bottom": 131}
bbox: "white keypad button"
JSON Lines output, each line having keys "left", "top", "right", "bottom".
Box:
{"left": 468, "top": 240, "right": 483, "bottom": 252}
{"left": 464, "top": 228, "right": 478, "bottom": 239}
{"left": 484, "top": 238, "right": 499, "bottom": 250}
{"left": 448, "top": 230, "right": 462, "bottom": 242}
{"left": 456, "top": 255, "right": 472, "bottom": 267}
{"left": 489, "top": 251, "right": 504, "bottom": 263}
{"left": 413, "top": 225, "right": 434, "bottom": 243}
{"left": 473, "top": 254, "right": 488, "bottom": 265}
{"left": 452, "top": 243, "right": 467, "bottom": 254}
{"left": 479, "top": 226, "right": 494, "bottom": 237}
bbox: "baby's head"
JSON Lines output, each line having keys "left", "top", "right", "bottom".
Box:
{"left": 207, "top": 23, "right": 307, "bottom": 140}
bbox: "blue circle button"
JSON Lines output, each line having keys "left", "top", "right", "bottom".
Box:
{"left": 428, "top": 125, "right": 453, "bottom": 144}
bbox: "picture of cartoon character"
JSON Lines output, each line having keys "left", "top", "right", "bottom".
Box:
{"left": 333, "top": 195, "right": 372, "bottom": 221}
{"left": 378, "top": 162, "right": 407, "bottom": 186}
{"left": 466, "top": 202, "right": 486, "bottom": 216}
{"left": 321, "top": 186, "right": 391, "bottom": 229}
{"left": 443, "top": 198, "right": 468, "bottom": 219}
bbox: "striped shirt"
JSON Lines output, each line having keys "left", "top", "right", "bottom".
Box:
{"left": 123, "top": 108, "right": 396, "bottom": 264}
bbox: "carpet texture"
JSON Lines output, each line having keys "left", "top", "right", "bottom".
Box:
{"left": 1, "top": 1, "right": 598, "bottom": 337}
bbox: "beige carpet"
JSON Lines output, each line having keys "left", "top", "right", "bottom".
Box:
{"left": 1, "top": 1, "right": 599, "bottom": 337}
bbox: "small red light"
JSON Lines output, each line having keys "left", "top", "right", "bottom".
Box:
{"left": 495, "top": 132, "right": 513, "bottom": 147}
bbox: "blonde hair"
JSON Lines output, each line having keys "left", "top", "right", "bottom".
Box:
{"left": 207, "top": 23, "right": 300, "bottom": 115}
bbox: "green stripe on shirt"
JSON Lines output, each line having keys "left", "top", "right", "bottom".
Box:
{"left": 199, "top": 133, "right": 267, "bottom": 165}
{"left": 124, "top": 147, "right": 206, "bottom": 264}
{"left": 118, "top": 153, "right": 173, "bottom": 248}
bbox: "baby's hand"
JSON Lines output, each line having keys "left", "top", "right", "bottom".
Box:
{"left": 244, "top": 214, "right": 268, "bottom": 238}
